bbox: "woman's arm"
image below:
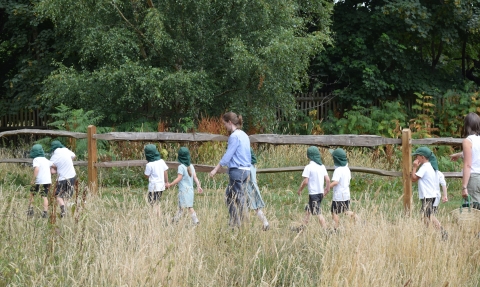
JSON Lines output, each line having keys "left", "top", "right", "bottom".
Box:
{"left": 450, "top": 152, "right": 463, "bottom": 162}
{"left": 462, "top": 138, "right": 473, "bottom": 198}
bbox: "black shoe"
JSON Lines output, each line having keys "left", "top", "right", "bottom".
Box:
{"left": 60, "top": 212, "right": 65, "bottom": 218}
{"left": 441, "top": 230, "right": 448, "bottom": 241}
{"left": 27, "top": 207, "right": 34, "bottom": 217}
{"left": 290, "top": 224, "right": 305, "bottom": 233}
{"left": 42, "top": 211, "right": 48, "bottom": 218}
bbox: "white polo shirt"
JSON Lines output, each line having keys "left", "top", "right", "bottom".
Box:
{"left": 415, "top": 162, "right": 438, "bottom": 199}
{"left": 433, "top": 170, "right": 447, "bottom": 207}
{"left": 302, "top": 161, "right": 329, "bottom": 195}
{"left": 331, "top": 165, "right": 351, "bottom": 201}
{"left": 50, "top": 147, "right": 76, "bottom": 181}
{"left": 32, "top": 157, "right": 53, "bottom": 184}
{"left": 144, "top": 159, "right": 169, "bottom": 192}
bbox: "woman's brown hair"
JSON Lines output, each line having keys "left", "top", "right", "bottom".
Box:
{"left": 222, "top": 112, "right": 243, "bottom": 128}
{"left": 463, "top": 112, "right": 480, "bottom": 137}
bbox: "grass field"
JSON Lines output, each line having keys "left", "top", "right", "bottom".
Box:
{"left": 1, "top": 144, "right": 480, "bottom": 286}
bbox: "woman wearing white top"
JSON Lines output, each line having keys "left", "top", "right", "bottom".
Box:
{"left": 450, "top": 112, "right": 480, "bottom": 206}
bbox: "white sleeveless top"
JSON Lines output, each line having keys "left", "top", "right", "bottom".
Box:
{"left": 467, "top": 135, "right": 480, "bottom": 174}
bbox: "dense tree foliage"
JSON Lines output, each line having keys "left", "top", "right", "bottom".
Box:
{"left": 1, "top": 0, "right": 333, "bottom": 128}
{"left": 310, "top": 0, "right": 480, "bottom": 105}
{"left": 2, "top": 0, "right": 480, "bottom": 131}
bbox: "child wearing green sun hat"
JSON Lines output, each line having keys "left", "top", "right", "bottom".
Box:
{"left": 144, "top": 144, "right": 169, "bottom": 208}
{"left": 328, "top": 148, "right": 359, "bottom": 229}
{"left": 27, "top": 144, "right": 54, "bottom": 218}
{"left": 297, "top": 146, "right": 330, "bottom": 229}
{"left": 166, "top": 147, "right": 203, "bottom": 225}
{"left": 412, "top": 147, "right": 446, "bottom": 239}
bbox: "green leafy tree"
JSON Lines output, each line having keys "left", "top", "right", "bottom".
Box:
{"left": 31, "top": 0, "right": 333, "bottom": 129}
{"left": 310, "top": 0, "right": 480, "bottom": 106}
{"left": 0, "top": 0, "right": 58, "bottom": 116}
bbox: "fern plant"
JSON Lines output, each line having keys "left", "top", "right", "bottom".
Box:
{"left": 36, "top": 104, "right": 109, "bottom": 160}
{"left": 409, "top": 92, "right": 438, "bottom": 139}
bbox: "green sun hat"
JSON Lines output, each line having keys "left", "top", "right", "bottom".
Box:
{"left": 50, "top": 140, "right": 65, "bottom": 154}
{"left": 30, "top": 144, "right": 45, "bottom": 158}
{"left": 178, "top": 147, "right": 191, "bottom": 167}
{"left": 412, "top": 146, "right": 433, "bottom": 158}
{"left": 307, "top": 146, "right": 323, "bottom": 165}
{"left": 429, "top": 153, "right": 439, "bottom": 171}
{"left": 144, "top": 144, "right": 160, "bottom": 162}
{"left": 330, "top": 148, "right": 348, "bottom": 167}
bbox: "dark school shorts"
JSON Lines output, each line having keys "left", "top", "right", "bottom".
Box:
{"left": 55, "top": 177, "right": 76, "bottom": 199}
{"left": 30, "top": 184, "right": 51, "bottom": 197}
{"left": 420, "top": 197, "right": 436, "bottom": 218}
{"left": 331, "top": 200, "right": 350, "bottom": 214}
{"left": 305, "top": 193, "right": 324, "bottom": 215}
{"left": 148, "top": 191, "right": 163, "bottom": 205}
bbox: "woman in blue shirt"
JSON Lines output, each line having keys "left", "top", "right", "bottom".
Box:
{"left": 210, "top": 112, "right": 251, "bottom": 228}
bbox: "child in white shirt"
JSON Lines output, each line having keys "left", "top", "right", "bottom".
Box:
{"left": 144, "top": 144, "right": 169, "bottom": 207}
{"left": 28, "top": 144, "right": 53, "bottom": 218}
{"left": 297, "top": 146, "right": 330, "bottom": 229}
{"left": 412, "top": 147, "right": 445, "bottom": 236}
{"left": 328, "top": 148, "right": 359, "bottom": 229}
{"left": 429, "top": 154, "right": 448, "bottom": 214}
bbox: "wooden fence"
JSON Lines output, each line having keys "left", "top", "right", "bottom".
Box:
{"left": 0, "top": 108, "right": 49, "bottom": 131}
{"left": 0, "top": 127, "right": 463, "bottom": 213}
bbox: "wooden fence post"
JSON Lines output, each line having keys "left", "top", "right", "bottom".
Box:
{"left": 402, "top": 128, "right": 412, "bottom": 214}
{"left": 87, "top": 125, "right": 98, "bottom": 195}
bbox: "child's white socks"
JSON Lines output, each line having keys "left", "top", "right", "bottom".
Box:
{"left": 256, "top": 209, "right": 269, "bottom": 227}
{"left": 190, "top": 212, "right": 199, "bottom": 224}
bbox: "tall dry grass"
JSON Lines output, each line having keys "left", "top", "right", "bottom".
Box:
{"left": 1, "top": 182, "right": 479, "bottom": 286}
{"left": 1, "top": 145, "right": 479, "bottom": 286}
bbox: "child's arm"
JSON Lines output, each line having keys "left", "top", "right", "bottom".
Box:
{"left": 167, "top": 173, "right": 183, "bottom": 188}
{"left": 411, "top": 159, "right": 421, "bottom": 182}
{"left": 297, "top": 177, "right": 308, "bottom": 196}
{"left": 31, "top": 167, "right": 39, "bottom": 185}
{"left": 50, "top": 164, "right": 57, "bottom": 174}
{"left": 193, "top": 173, "right": 203, "bottom": 193}
{"left": 324, "top": 175, "right": 331, "bottom": 196}
{"left": 441, "top": 185, "right": 448, "bottom": 202}
{"left": 329, "top": 181, "right": 338, "bottom": 191}
{"left": 164, "top": 170, "right": 169, "bottom": 187}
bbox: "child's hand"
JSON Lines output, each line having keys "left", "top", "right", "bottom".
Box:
{"left": 412, "top": 159, "right": 420, "bottom": 168}
{"left": 198, "top": 187, "right": 203, "bottom": 193}
{"left": 442, "top": 195, "right": 448, "bottom": 203}
{"left": 165, "top": 183, "right": 170, "bottom": 188}
{"left": 297, "top": 189, "right": 301, "bottom": 196}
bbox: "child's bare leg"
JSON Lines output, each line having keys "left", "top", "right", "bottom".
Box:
{"left": 430, "top": 215, "right": 441, "bottom": 230}
{"left": 173, "top": 208, "right": 183, "bottom": 222}
{"left": 29, "top": 193, "right": 34, "bottom": 208}
{"left": 303, "top": 211, "right": 311, "bottom": 225}
{"left": 317, "top": 214, "right": 327, "bottom": 228}
{"left": 332, "top": 213, "right": 340, "bottom": 229}
{"left": 344, "top": 211, "right": 359, "bottom": 223}
{"left": 27, "top": 193, "right": 35, "bottom": 216}
{"left": 42, "top": 196, "right": 48, "bottom": 212}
